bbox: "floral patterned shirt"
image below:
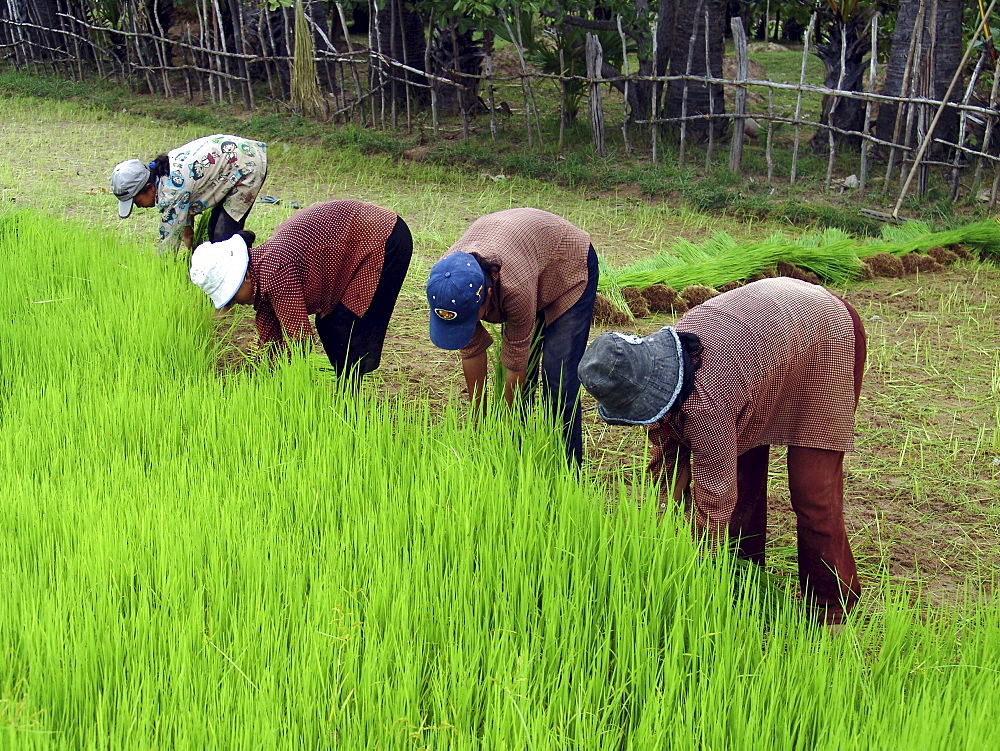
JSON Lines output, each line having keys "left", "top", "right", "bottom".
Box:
{"left": 155, "top": 134, "right": 267, "bottom": 253}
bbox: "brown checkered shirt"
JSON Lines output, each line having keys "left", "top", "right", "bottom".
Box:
{"left": 446, "top": 208, "right": 591, "bottom": 372}
{"left": 249, "top": 200, "right": 398, "bottom": 347}
{"left": 647, "top": 278, "right": 859, "bottom": 536}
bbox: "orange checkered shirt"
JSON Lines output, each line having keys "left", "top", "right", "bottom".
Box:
{"left": 648, "top": 278, "right": 859, "bottom": 536}
{"left": 445, "top": 208, "right": 592, "bottom": 372}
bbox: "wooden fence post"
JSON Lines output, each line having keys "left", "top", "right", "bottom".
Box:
{"left": 789, "top": 14, "right": 816, "bottom": 184}
{"left": 824, "top": 22, "right": 848, "bottom": 191}
{"left": 704, "top": 7, "right": 716, "bottom": 169}
{"left": 618, "top": 15, "right": 632, "bottom": 156}
{"left": 884, "top": 0, "right": 926, "bottom": 193}
{"left": 893, "top": 0, "right": 998, "bottom": 218}
{"left": 586, "top": 32, "right": 605, "bottom": 158}
{"left": 728, "top": 18, "right": 748, "bottom": 174}
{"left": 679, "top": 0, "right": 706, "bottom": 165}
{"left": 859, "top": 15, "right": 879, "bottom": 195}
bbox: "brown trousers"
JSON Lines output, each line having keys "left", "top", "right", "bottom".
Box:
{"left": 729, "top": 300, "right": 866, "bottom": 625}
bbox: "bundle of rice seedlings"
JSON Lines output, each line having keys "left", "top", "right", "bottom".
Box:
{"left": 621, "top": 287, "right": 650, "bottom": 318}
{"left": 596, "top": 255, "right": 632, "bottom": 318}
{"left": 615, "top": 235, "right": 863, "bottom": 291}
{"left": 926, "top": 246, "right": 958, "bottom": 265}
{"left": 775, "top": 261, "right": 820, "bottom": 284}
{"left": 593, "top": 293, "right": 632, "bottom": 326}
{"left": 680, "top": 284, "right": 718, "bottom": 309}
{"left": 716, "top": 280, "right": 744, "bottom": 293}
{"left": 642, "top": 283, "right": 688, "bottom": 314}
{"left": 866, "top": 220, "right": 1000, "bottom": 259}
{"left": 861, "top": 252, "right": 905, "bottom": 279}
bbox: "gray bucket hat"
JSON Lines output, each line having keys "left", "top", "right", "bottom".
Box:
{"left": 578, "top": 326, "right": 685, "bottom": 426}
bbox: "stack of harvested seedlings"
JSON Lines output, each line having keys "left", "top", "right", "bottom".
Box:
{"left": 593, "top": 293, "right": 632, "bottom": 326}
{"left": 900, "top": 253, "right": 944, "bottom": 274}
{"left": 621, "top": 287, "right": 650, "bottom": 318}
{"left": 680, "top": 285, "right": 718, "bottom": 309}
{"left": 861, "top": 253, "right": 905, "bottom": 279}
{"left": 642, "top": 283, "right": 689, "bottom": 314}
{"left": 926, "top": 246, "right": 958, "bottom": 265}
{"left": 775, "top": 261, "right": 821, "bottom": 284}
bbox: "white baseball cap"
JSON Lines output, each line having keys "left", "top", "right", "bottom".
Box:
{"left": 110, "top": 159, "right": 152, "bottom": 218}
{"left": 189, "top": 235, "right": 250, "bottom": 309}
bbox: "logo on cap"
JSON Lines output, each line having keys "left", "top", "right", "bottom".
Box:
{"left": 435, "top": 308, "right": 458, "bottom": 321}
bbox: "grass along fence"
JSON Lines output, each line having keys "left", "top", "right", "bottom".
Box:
{"left": 6, "top": 3, "right": 1000, "bottom": 209}
{"left": 3, "top": 209, "right": 1000, "bottom": 745}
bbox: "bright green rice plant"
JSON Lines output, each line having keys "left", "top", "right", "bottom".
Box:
{"left": 3, "top": 209, "right": 1000, "bottom": 748}
{"left": 599, "top": 220, "right": 1000, "bottom": 313}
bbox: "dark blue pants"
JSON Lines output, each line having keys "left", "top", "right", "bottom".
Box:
{"left": 315, "top": 217, "right": 413, "bottom": 380}
{"left": 524, "top": 244, "right": 598, "bottom": 467}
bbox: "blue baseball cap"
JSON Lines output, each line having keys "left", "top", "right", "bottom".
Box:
{"left": 427, "top": 252, "right": 487, "bottom": 350}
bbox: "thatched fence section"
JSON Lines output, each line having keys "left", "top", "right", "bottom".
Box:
{"left": 4, "top": 0, "right": 1000, "bottom": 210}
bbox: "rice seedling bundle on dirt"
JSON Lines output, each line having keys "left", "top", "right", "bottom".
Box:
{"left": 3, "top": 210, "right": 1000, "bottom": 747}
{"left": 598, "top": 220, "right": 1000, "bottom": 317}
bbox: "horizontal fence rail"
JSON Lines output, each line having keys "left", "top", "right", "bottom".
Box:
{"left": 4, "top": 2, "right": 1000, "bottom": 210}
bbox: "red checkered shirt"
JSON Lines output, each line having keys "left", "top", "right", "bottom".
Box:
{"left": 446, "top": 208, "right": 591, "bottom": 372}
{"left": 647, "top": 278, "right": 859, "bottom": 537}
{"left": 249, "top": 200, "right": 398, "bottom": 347}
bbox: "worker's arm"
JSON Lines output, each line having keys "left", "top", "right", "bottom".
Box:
{"left": 647, "top": 420, "right": 692, "bottom": 514}
{"left": 462, "top": 350, "right": 489, "bottom": 414}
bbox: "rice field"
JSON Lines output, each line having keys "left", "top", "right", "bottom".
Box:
{"left": 2, "top": 91, "right": 1000, "bottom": 748}
{"left": 2, "top": 208, "right": 1000, "bottom": 748}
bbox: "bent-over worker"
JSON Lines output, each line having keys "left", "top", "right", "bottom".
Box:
{"left": 578, "top": 277, "right": 866, "bottom": 626}
{"left": 425, "top": 208, "right": 598, "bottom": 467}
{"left": 189, "top": 200, "right": 412, "bottom": 381}
{"left": 111, "top": 134, "right": 268, "bottom": 254}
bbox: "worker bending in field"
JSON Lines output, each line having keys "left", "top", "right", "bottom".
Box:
{"left": 189, "top": 200, "right": 412, "bottom": 382}
{"left": 111, "top": 134, "right": 268, "bottom": 255}
{"left": 578, "top": 278, "right": 865, "bottom": 627}
{"left": 426, "top": 208, "right": 598, "bottom": 467}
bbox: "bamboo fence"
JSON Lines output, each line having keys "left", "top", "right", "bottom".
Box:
{"left": 3, "top": 0, "right": 1000, "bottom": 208}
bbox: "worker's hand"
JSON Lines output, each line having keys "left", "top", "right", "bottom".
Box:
{"left": 182, "top": 225, "right": 194, "bottom": 250}
{"left": 503, "top": 368, "right": 527, "bottom": 409}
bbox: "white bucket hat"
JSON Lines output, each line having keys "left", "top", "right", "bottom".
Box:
{"left": 189, "top": 235, "right": 250, "bottom": 309}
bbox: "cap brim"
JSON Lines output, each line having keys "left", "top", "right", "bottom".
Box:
{"left": 118, "top": 198, "right": 134, "bottom": 219}
{"left": 429, "top": 312, "right": 478, "bottom": 350}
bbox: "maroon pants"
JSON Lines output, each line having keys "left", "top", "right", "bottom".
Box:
{"left": 729, "top": 300, "right": 866, "bottom": 625}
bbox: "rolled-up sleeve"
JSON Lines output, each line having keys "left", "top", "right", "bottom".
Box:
{"left": 460, "top": 323, "right": 494, "bottom": 360}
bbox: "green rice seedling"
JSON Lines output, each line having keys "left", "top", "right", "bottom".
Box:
{"left": 4, "top": 209, "right": 1000, "bottom": 749}
{"left": 613, "top": 234, "right": 864, "bottom": 290}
